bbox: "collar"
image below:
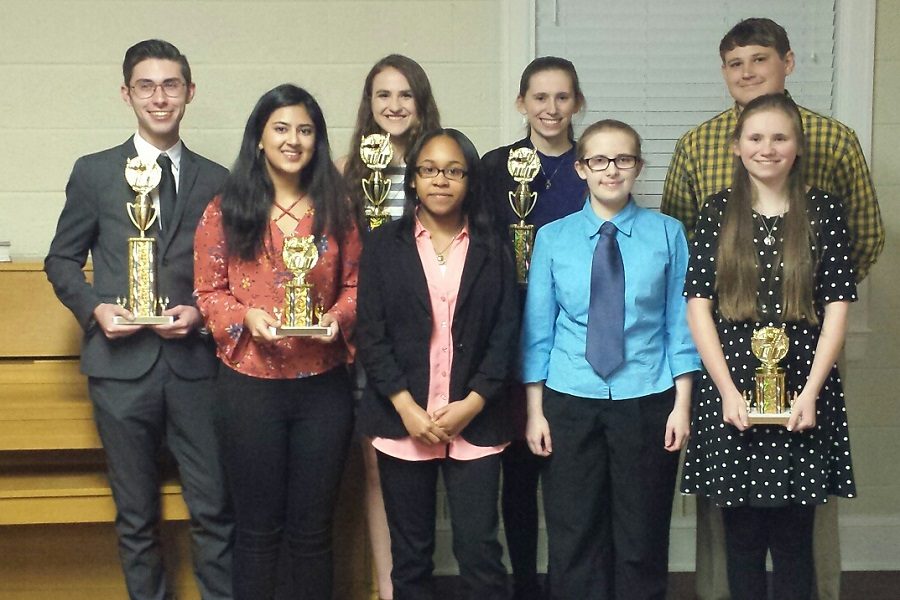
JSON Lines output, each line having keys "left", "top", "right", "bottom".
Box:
{"left": 731, "top": 89, "right": 794, "bottom": 118}
{"left": 579, "top": 196, "right": 638, "bottom": 239}
{"left": 132, "top": 131, "right": 184, "bottom": 170}
{"left": 414, "top": 210, "right": 470, "bottom": 241}
{"left": 517, "top": 136, "right": 576, "bottom": 159}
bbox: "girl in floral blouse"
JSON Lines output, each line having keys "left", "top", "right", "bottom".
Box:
{"left": 194, "top": 83, "right": 362, "bottom": 600}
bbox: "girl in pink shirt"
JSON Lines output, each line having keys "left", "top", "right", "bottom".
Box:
{"left": 357, "top": 129, "right": 519, "bottom": 599}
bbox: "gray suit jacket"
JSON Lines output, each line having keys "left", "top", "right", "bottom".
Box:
{"left": 45, "top": 137, "right": 227, "bottom": 380}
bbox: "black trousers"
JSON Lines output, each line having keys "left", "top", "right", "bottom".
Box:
{"left": 501, "top": 439, "right": 543, "bottom": 598}
{"left": 377, "top": 450, "right": 509, "bottom": 600}
{"left": 216, "top": 366, "right": 354, "bottom": 600}
{"left": 722, "top": 504, "right": 816, "bottom": 600}
{"left": 541, "top": 387, "right": 678, "bottom": 600}
{"left": 89, "top": 357, "right": 234, "bottom": 600}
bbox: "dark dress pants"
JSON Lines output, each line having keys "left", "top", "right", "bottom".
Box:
{"left": 89, "top": 356, "right": 234, "bottom": 600}
{"left": 377, "top": 450, "right": 509, "bottom": 600}
{"left": 722, "top": 504, "right": 815, "bottom": 600}
{"left": 501, "top": 438, "right": 543, "bottom": 599}
{"left": 541, "top": 387, "right": 678, "bottom": 600}
{"left": 215, "top": 366, "right": 354, "bottom": 600}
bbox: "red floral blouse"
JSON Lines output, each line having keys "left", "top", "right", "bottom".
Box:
{"left": 194, "top": 196, "right": 361, "bottom": 379}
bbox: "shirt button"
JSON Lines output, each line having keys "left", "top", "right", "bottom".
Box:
{"left": 441, "top": 321, "right": 447, "bottom": 328}
{"left": 441, "top": 296, "right": 446, "bottom": 302}
{"left": 442, "top": 346, "right": 447, "bottom": 352}
{"left": 442, "top": 371, "right": 447, "bottom": 377}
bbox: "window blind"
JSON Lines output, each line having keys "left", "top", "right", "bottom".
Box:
{"left": 536, "top": 0, "right": 836, "bottom": 208}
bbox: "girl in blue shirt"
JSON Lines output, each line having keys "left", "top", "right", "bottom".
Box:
{"left": 522, "top": 120, "right": 699, "bottom": 600}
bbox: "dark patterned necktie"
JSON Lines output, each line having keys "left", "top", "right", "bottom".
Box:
{"left": 156, "top": 153, "right": 176, "bottom": 231}
{"left": 585, "top": 220, "right": 625, "bottom": 378}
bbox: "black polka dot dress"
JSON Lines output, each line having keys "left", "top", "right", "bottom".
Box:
{"left": 680, "top": 188, "right": 857, "bottom": 508}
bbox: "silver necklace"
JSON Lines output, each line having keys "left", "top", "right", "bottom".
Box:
{"left": 760, "top": 215, "right": 780, "bottom": 247}
{"left": 540, "top": 158, "right": 564, "bottom": 190}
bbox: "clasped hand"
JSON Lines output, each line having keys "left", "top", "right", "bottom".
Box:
{"left": 395, "top": 393, "right": 484, "bottom": 446}
{"left": 93, "top": 302, "right": 202, "bottom": 340}
{"left": 722, "top": 387, "right": 816, "bottom": 433}
{"left": 244, "top": 308, "right": 340, "bottom": 344}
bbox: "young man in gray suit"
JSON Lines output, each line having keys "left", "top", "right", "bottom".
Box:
{"left": 45, "top": 39, "right": 233, "bottom": 600}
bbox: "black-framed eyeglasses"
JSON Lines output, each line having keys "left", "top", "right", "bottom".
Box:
{"left": 580, "top": 154, "right": 641, "bottom": 172}
{"left": 130, "top": 79, "right": 187, "bottom": 99}
{"left": 414, "top": 165, "right": 468, "bottom": 181}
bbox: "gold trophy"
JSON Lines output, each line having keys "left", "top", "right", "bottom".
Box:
{"left": 114, "top": 157, "right": 173, "bottom": 325}
{"left": 507, "top": 147, "right": 542, "bottom": 284}
{"left": 742, "top": 326, "right": 792, "bottom": 425}
{"left": 271, "top": 235, "right": 331, "bottom": 336}
{"left": 360, "top": 133, "right": 394, "bottom": 230}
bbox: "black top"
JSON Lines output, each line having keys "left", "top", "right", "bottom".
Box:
{"left": 482, "top": 137, "right": 587, "bottom": 237}
{"left": 355, "top": 217, "right": 520, "bottom": 446}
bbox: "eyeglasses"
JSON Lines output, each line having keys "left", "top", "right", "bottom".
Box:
{"left": 414, "top": 165, "right": 468, "bottom": 181}
{"left": 130, "top": 79, "right": 187, "bottom": 99}
{"left": 580, "top": 155, "right": 641, "bottom": 172}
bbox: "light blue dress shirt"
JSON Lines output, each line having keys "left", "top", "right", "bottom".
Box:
{"left": 521, "top": 198, "right": 699, "bottom": 400}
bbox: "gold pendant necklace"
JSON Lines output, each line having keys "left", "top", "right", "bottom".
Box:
{"left": 434, "top": 227, "right": 464, "bottom": 265}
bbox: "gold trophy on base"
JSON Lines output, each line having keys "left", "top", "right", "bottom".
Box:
{"left": 114, "top": 157, "right": 174, "bottom": 325}
{"left": 507, "top": 147, "right": 542, "bottom": 284}
{"left": 742, "top": 326, "right": 792, "bottom": 425}
{"left": 360, "top": 133, "right": 394, "bottom": 230}
{"left": 271, "top": 235, "right": 332, "bottom": 336}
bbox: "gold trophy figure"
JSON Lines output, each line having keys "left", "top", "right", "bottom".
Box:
{"left": 507, "top": 147, "right": 542, "bottom": 284}
{"left": 360, "top": 133, "right": 395, "bottom": 230}
{"left": 742, "top": 326, "right": 792, "bottom": 425}
{"left": 114, "top": 157, "right": 173, "bottom": 325}
{"left": 272, "top": 235, "right": 331, "bottom": 336}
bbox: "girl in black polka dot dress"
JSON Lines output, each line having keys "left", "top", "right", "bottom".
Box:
{"left": 680, "top": 93, "right": 856, "bottom": 600}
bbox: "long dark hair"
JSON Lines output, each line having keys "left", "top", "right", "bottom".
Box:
{"left": 344, "top": 55, "right": 441, "bottom": 216}
{"left": 400, "top": 129, "right": 495, "bottom": 245}
{"left": 221, "top": 84, "right": 353, "bottom": 260}
{"left": 716, "top": 93, "right": 816, "bottom": 323}
{"left": 518, "top": 56, "right": 585, "bottom": 141}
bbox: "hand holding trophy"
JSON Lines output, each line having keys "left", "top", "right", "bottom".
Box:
{"left": 271, "top": 235, "right": 332, "bottom": 336}
{"left": 360, "top": 133, "right": 394, "bottom": 230}
{"left": 507, "top": 147, "right": 542, "bottom": 284}
{"left": 742, "top": 325, "right": 792, "bottom": 425}
{"left": 114, "top": 157, "right": 174, "bottom": 325}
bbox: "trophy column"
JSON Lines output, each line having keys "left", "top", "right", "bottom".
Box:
{"left": 743, "top": 325, "right": 792, "bottom": 425}
{"left": 360, "top": 133, "right": 395, "bottom": 230}
{"left": 272, "top": 235, "right": 332, "bottom": 336}
{"left": 506, "top": 147, "right": 542, "bottom": 284}
{"left": 114, "top": 157, "right": 173, "bottom": 325}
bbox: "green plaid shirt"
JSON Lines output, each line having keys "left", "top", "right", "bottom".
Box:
{"left": 661, "top": 95, "right": 884, "bottom": 281}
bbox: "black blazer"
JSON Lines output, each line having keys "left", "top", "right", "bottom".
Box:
{"left": 356, "top": 217, "right": 520, "bottom": 447}
{"left": 45, "top": 137, "right": 227, "bottom": 380}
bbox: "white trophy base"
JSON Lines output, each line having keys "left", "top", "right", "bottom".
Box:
{"left": 113, "top": 315, "right": 175, "bottom": 325}
{"left": 748, "top": 411, "right": 791, "bottom": 426}
{"left": 270, "top": 324, "right": 333, "bottom": 337}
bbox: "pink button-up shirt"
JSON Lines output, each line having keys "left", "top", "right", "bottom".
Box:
{"left": 373, "top": 218, "right": 507, "bottom": 461}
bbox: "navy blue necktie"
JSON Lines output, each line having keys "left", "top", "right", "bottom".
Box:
{"left": 156, "top": 153, "right": 176, "bottom": 231}
{"left": 585, "top": 220, "right": 625, "bottom": 378}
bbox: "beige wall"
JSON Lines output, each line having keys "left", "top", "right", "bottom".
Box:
{"left": 838, "top": 0, "right": 900, "bottom": 569}
{"left": 0, "top": 0, "right": 510, "bottom": 258}
{"left": 1, "top": 0, "right": 898, "bottom": 571}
